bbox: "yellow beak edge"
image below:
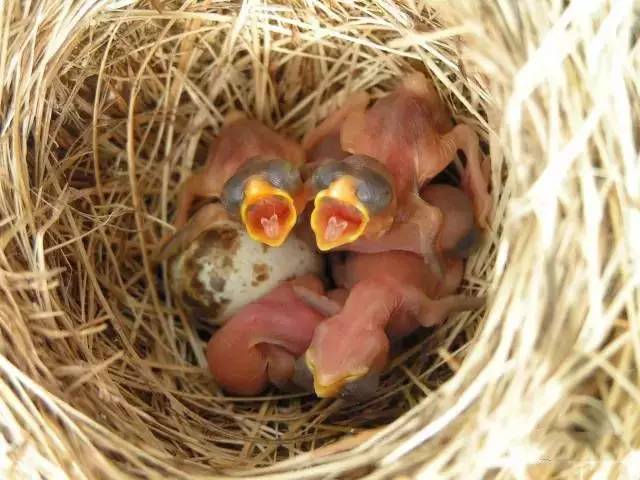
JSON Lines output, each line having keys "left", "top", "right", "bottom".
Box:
{"left": 240, "top": 178, "right": 297, "bottom": 247}
{"left": 305, "top": 351, "right": 368, "bottom": 398}
{"left": 310, "top": 176, "right": 370, "bottom": 251}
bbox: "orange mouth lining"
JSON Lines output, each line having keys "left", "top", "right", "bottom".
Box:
{"left": 311, "top": 197, "right": 369, "bottom": 250}
{"left": 245, "top": 196, "right": 293, "bottom": 231}
{"left": 309, "top": 175, "right": 370, "bottom": 251}
{"left": 240, "top": 178, "right": 297, "bottom": 246}
{"left": 316, "top": 198, "right": 364, "bottom": 239}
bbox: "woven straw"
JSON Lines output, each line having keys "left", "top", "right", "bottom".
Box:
{"left": 1, "top": 1, "right": 638, "bottom": 479}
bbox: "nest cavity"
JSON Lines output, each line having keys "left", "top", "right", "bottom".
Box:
{"left": 0, "top": 1, "right": 638, "bottom": 479}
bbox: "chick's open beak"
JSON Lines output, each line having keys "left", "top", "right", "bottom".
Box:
{"left": 310, "top": 176, "right": 370, "bottom": 251}
{"left": 240, "top": 178, "right": 297, "bottom": 247}
{"left": 305, "top": 351, "right": 368, "bottom": 398}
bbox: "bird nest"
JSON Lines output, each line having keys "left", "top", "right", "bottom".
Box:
{"left": 1, "top": 1, "right": 638, "bottom": 479}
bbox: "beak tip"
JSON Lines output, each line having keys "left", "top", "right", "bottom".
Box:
{"left": 315, "top": 242, "right": 333, "bottom": 252}
{"left": 310, "top": 195, "right": 369, "bottom": 252}
{"left": 313, "top": 383, "right": 338, "bottom": 398}
{"left": 240, "top": 178, "right": 299, "bottom": 247}
{"left": 246, "top": 230, "right": 289, "bottom": 247}
{"left": 308, "top": 367, "right": 345, "bottom": 398}
{"left": 243, "top": 209, "right": 297, "bottom": 247}
{"left": 310, "top": 218, "right": 355, "bottom": 251}
{"left": 313, "top": 233, "right": 356, "bottom": 252}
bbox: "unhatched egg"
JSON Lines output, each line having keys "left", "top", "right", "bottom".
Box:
{"left": 168, "top": 219, "right": 324, "bottom": 327}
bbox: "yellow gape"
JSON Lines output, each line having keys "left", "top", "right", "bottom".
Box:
{"left": 240, "top": 178, "right": 297, "bottom": 247}
{"left": 310, "top": 175, "right": 370, "bottom": 251}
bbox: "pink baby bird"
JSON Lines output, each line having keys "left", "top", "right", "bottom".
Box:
{"left": 303, "top": 185, "right": 484, "bottom": 398}
{"left": 206, "top": 275, "right": 327, "bottom": 396}
{"left": 303, "top": 72, "right": 491, "bottom": 275}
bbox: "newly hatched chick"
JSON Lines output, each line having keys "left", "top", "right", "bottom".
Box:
{"left": 206, "top": 275, "right": 327, "bottom": 396}
{"left": 173, "top": 112, "right": 308, "bottom": 247}
{"left": 303, "top": 185, "right": 483, "bottom": 398}
{"left": 303, "top": 72, "right": 491, "bottom": 272}
{"left": 304, "top": 250, "right": 482, "bottom": 398}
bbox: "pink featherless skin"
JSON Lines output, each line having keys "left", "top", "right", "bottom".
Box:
{"left": 303, "top": 72, "right": 491, "bottom": 277}
{"left": 304, "top": 250, "right": 483, "bottom": 398}
{"left": 302, "top": 181, "right": 484, "bottom": 399}
{"left": 206, "top": 275, "right": 326, "bottom": 396}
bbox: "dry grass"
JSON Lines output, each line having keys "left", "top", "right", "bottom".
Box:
{"left": 0, "top": 0, "right": 638, "bottom": 478}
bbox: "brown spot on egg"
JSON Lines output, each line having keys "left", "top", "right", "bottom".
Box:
{"left": 262, "top": 243, "right": 270, "bottom": 253}
{"left": 208, "top": 275, "right": 226, "bottom": 292}
{"left": 187, "top": 277, "right": 205, "bottom": 303}
{"left": 192, "top": 242, "right": 209, "bottom": 262}
{"left": 222, "top": 256, "right": 233, "bottom": 269}
{"left": 183, "top": 254, "right": 199, "bottom": 277}
{"left": 190, "top": 271, "right": 226, "bottom": 298}
{"left": 181, "top": 292, "right": 202, "bottom": 310}
{"left": 180, "top": 292, "right": 221, "bottom": 323}
{"left": 199, "top": 226, "right": 239, "bottom": 254}
{"left": 253, "top": 263, "right": 270, "bottom": 284}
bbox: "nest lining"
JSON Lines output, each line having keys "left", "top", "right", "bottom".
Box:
{"left": 1, "top": 1, "right": 639, "bottom": 479}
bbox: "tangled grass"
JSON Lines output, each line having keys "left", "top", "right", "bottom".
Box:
{"left": 0, "top": 0, "right": 638, "bottom": 478}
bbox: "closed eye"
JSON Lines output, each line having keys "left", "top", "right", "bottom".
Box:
{"left": 221, "top": 156, "right": 301, "bottom": 214}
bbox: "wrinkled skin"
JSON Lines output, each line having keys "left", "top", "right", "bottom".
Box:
{"left": 170, "top": 112, "right": 308, "bottom": 247}
{"left": 304, "top": 72, "right": 491, "bottom": 273}
{"left": 207, "top": 275, "right": 326, "bottom": 396}
{"left": 302, "top": 185, "right": 484, "bottom": 398}
{"left": 346, "top": 184, "right": 481, "bottom": 262}
{"left": 340, "top": 74, "right": 490, "bottom": 221}
{"left": 330, "top": 250, "right": 463, "bottom": 301}
{"left": 304, "top": 251, "right": 482, "bottom": 398}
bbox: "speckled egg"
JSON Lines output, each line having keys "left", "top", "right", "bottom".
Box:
{"left": 168, "top": 220, "right": 324, "bottom": 327}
